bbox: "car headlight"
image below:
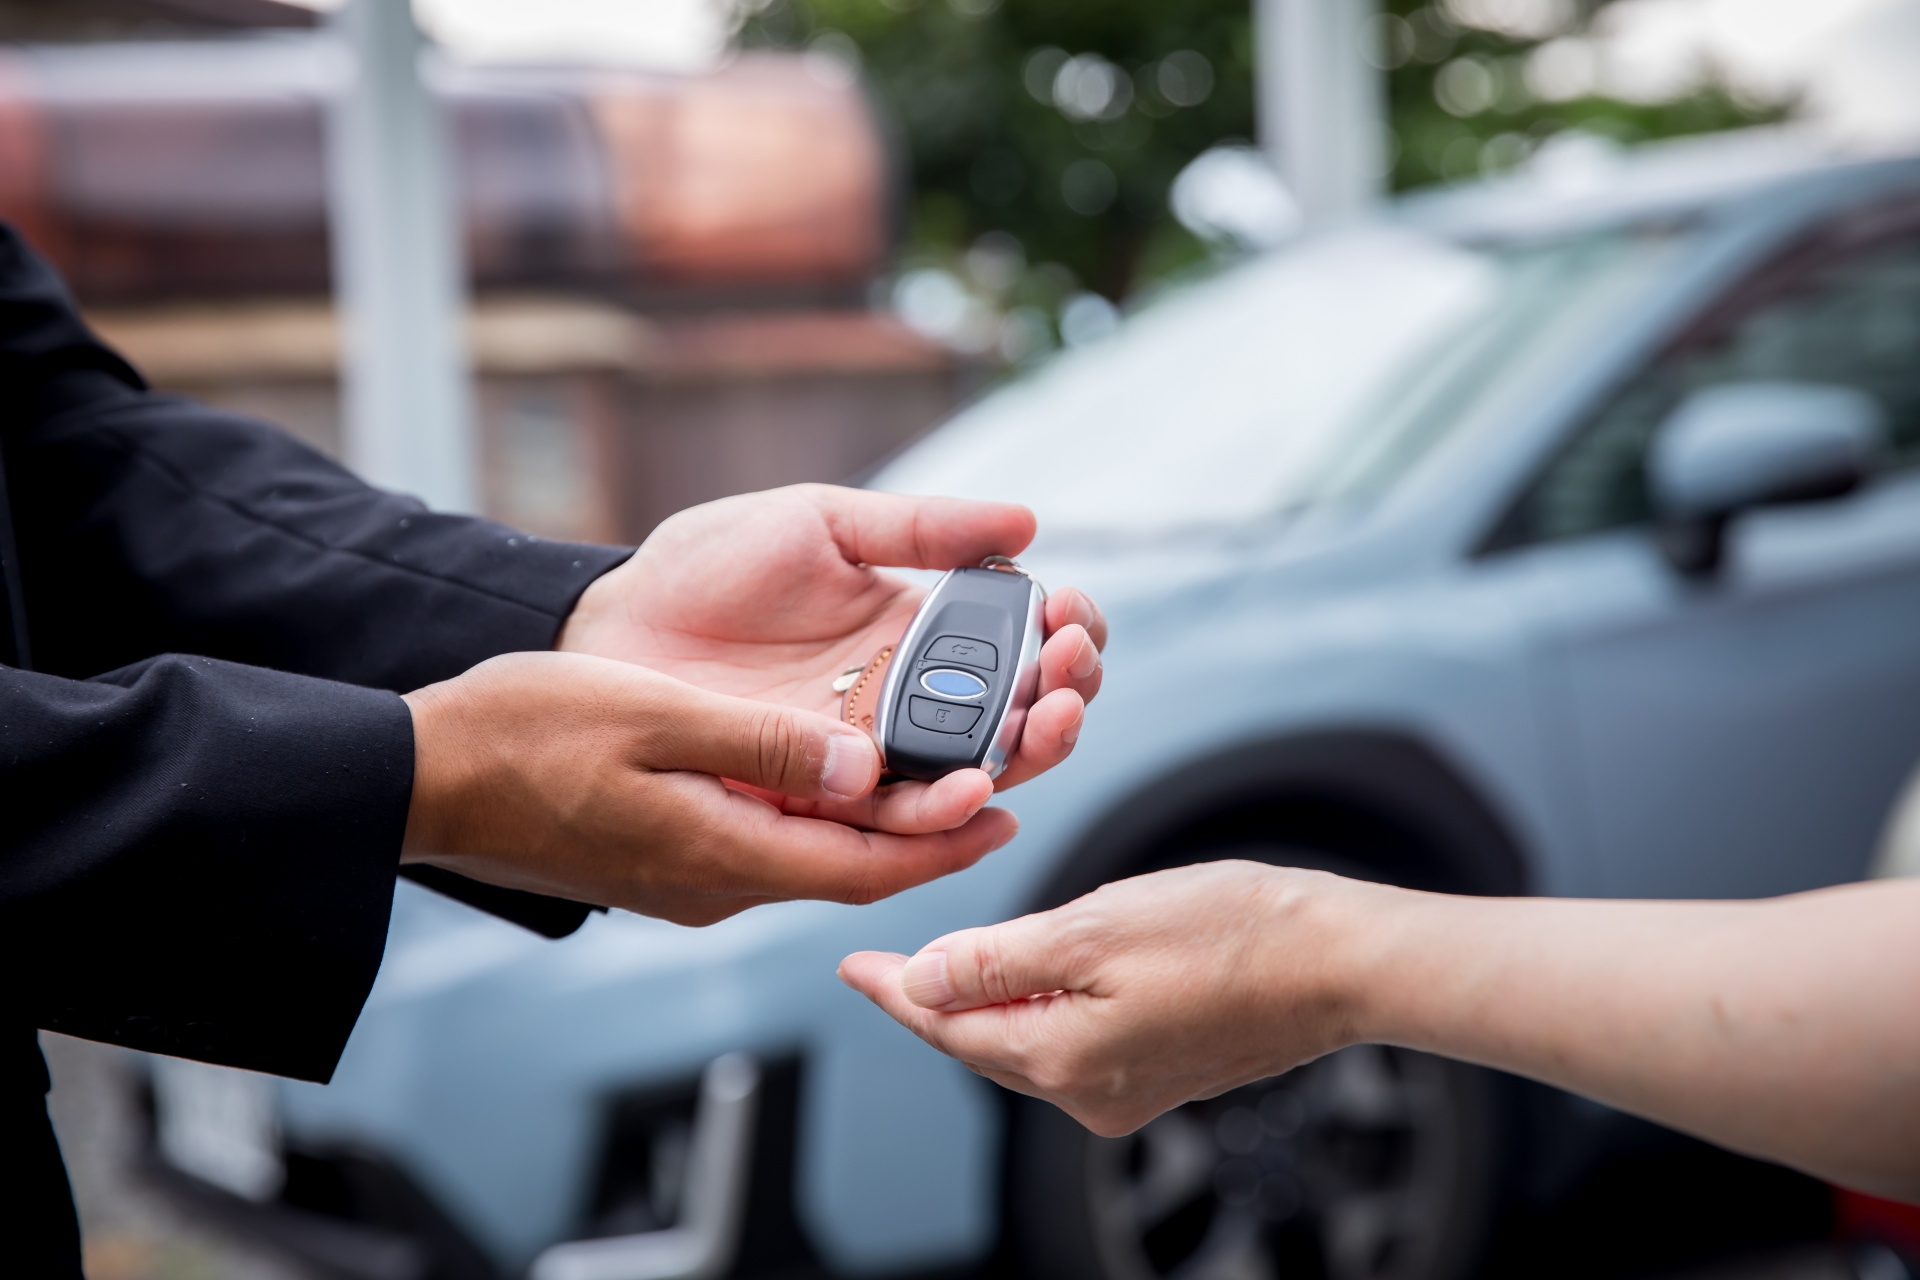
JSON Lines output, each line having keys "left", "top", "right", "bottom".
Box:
{"left": 534, "top": 1054, "right": 761, "bottom": 1280}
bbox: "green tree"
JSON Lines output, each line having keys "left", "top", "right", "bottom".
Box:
{"left": 1379, "top": 1, "right": 1787, "bottom": 191}
{"left": 736, "top": 0, "right": 1786, "bottom": 316}
{"left": 741, "top": 0, "right": 1255, "bottom": 301}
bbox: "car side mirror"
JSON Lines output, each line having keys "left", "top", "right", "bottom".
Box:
{"left": 1649, "top": 381, "right": 1887, "bottom": 576}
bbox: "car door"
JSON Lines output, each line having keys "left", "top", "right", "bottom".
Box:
{"left": 1485, "top": 196, "right": 1920, "bottom": 899}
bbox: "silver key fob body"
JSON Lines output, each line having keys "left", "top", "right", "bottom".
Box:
{"left": 876, "top": 565, "right": 1045, "bottom": 781}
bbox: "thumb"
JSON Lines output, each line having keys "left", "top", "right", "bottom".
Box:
{"left": 900, "top": 911, "right": 1084, "bottom": 1011}
{"left": 644, "top": 678, "right": 880, "bottom": 801}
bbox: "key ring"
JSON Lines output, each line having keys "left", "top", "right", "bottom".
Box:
{"left": 979, "top": 555, "right": 1046, "bottom": 597}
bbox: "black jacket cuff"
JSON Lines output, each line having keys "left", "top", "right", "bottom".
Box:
{"left": 4, "top": 656, "right": 413, "bottom": 1082}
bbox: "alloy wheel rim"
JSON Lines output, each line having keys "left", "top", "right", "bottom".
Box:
{"left": 1084, "top": 1046, "right": 1466, "bottom": 1280}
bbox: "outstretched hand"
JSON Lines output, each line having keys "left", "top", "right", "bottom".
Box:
{"left": 852, "top": 864, "right": 1920, "bottom": 1201}
{"left": 555, "top": 485, "right": 1107, "bottom": 824}
{"left": 838, "top": 863, "right": 1363, "bottom": 1136}
{"left": 401, "top": 652, "right": 1019, "bottom": 925}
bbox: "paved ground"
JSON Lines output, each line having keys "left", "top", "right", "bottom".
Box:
{"left": 1648, "top": 1252, "right": 1859, "bottom": 1280}
{"left": 43, "top": 1031, "right": 1875, "bottom": 1280}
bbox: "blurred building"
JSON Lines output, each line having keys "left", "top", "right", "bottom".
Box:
{"left": 0, "top": 22, "right": 968, "bottom": 541}
{"left": 0, "top": 0, "right": 314, "bottom": 42}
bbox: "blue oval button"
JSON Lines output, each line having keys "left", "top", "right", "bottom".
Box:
{"left": 920, "top": 668, "right": 988, "bottom": 699}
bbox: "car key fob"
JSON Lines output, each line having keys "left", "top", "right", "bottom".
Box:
{"left": 869, "top": 559, "right": 1045, "bottom": 782}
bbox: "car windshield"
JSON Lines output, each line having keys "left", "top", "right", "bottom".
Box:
{"left": 872, "top": 222, "right": 1677, "bottom": 543}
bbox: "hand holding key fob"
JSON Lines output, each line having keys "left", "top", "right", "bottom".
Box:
{"left": 842, "top": 558, "right": 1045, "bottom": 782}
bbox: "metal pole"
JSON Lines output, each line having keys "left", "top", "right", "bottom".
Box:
{"left": 1255, "top": 0, "right": 1387, "bottom": 224}
{"left": 326, "top": 0, "right": 476, "bottom": 512}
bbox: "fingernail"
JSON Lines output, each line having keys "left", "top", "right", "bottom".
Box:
{"left": 1068, "top": 635, "right": 1099, "bottom": 680}
{"left": 902, "top": 950, "right": 953, "bottom": 1008}
{"left": 822, "top": 732, "right": 877, "bottom": 799}
{"left": 1061, "top": 708, "right": 1083, "bottom": 746}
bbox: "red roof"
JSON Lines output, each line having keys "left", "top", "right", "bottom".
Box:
{"left": 0, "top": 42, "right": 890, "bottom": 303}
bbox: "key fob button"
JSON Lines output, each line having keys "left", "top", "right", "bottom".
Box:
{"left": 920, "top": 669, "right": 988, "bottom": 699}
{"left": 908, "top": 696, "right": 983, "bottom": 734}
{"left": 923, "top": 635, "right": 998, "bottom": 671}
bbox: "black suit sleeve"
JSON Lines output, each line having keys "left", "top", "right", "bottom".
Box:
{"left": 8, "top": 376, "right": 633, "bottom": 938}
{"left": 13, "top": 378, "right": 626, "bottom": 693}
{"left": 2, "top": 655, "right": 415, "bottom": 1081}
{"left": 0, "top": 225, "right": 633, "bottom": 1080}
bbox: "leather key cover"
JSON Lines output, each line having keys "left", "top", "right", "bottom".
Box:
{"left": 840, "top": 645, "right": 894, "bottom": 741}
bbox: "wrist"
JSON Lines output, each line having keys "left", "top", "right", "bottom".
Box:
{"left": 400, "top": 678, "right": 478, "bottom": 864}
{"left": 553, "top": 560, "right": 624, "bottom": 654}
{"left": 1326, "top": 878, "right": 1460, "bottom": 1051}
{"left": 1248, "top": 867, "right": 1420, "bottom": 1059}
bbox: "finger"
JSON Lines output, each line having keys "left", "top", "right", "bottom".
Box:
{"left": 897, "top": 909, "right": 1088, "bottom": 1011}
{"left": 990, "top": 688, "right": 1084, "bottom": 791}
{"left": 838, "top": 952, "right": 1074, "bottom": 1072}
{"left": 838, "top": 949, "right": 910, "bottom": 999}
{"left": 838, "top": 950, "right": 1004, "bottom": 1062}
{"left": 714, "top": 796, "right": 1019, "bottom": 906}
{"left": 803, "top": 485, "right": 1036, "bottom": 570}
{"left": 838, "top": 951, "right": 1016, "bottom": 1061}
{"left": 1046, "top": 587, "right": 1108, "bottom": 651}
{"left": 639, "top": 674, "right": 882, "bottom": 801}
{"left": 774, "top": 769, "right": 996, "bottom": 834}
{"left": 919, "top": 1002, "right": 1088, "bottom": 1076}
{"left": 1037, "top": 623, "right": 1102, "bottom": 704}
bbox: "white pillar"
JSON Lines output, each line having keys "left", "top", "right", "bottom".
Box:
{"left": 1255, "top": 0, "right": 1387, "bottom": 225}
{"left": 326, "top": 0, "right": 476, "bottom": 512}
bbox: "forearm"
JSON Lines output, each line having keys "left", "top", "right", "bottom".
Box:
{"left": 1331, "top": 878, "right": 1920, "bottom": 1198}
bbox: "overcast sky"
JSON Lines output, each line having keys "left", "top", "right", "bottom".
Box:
{"left": 286, "top": 0, "right": 732, "bottom": 72}
{"left": 1592, "top": 0, "right": 1920, "bottom": 144}
{"left": 284, "top": 0, "right": 1920, "bottom": 144}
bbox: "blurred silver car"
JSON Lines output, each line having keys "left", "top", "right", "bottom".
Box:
{"left": 147, "top": 129, "right": 1920, "bottom": 1280}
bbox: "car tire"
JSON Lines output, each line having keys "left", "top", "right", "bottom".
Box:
{"left": 1006, "top": 843, "right": 1505, "bottom": 1280}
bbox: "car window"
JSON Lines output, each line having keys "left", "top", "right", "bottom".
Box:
{"left": 873, "top": 228, "right": 1501, "bottom": 541}
{"left": 1487, "top": 201, "right": 1920, "bottom": 551}
{"left": 1301, "top": 230, "right": 1679, "bottom": 510}
{"left": 875, "top": 224, "right": 1681, "bottom": 546}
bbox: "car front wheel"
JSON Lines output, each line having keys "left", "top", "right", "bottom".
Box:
{"left": 1008, "top": 1045, "right": 1500, "bottom": 1280}
{"left": 1006, "top": 844, "right": 1503, "bottom": 1280}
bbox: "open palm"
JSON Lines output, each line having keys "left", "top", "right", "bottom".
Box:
{"left": 557, "top": 485, "right": 1106, "bottom": 833}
